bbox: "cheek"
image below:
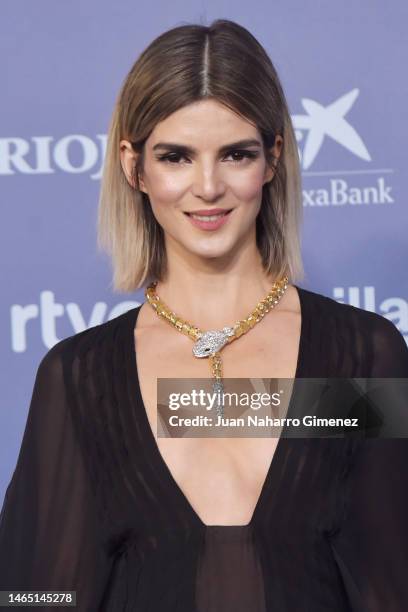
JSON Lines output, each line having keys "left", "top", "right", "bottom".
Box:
{"left": 145, "top": 168, "right": 188, "bottom": 204}
{"left": 229, "top": 165, "right": 266, "bottom": 201}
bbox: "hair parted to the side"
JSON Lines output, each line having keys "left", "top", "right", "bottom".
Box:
{"left": 97, "top": 18, "right": 304, "bottom": 293}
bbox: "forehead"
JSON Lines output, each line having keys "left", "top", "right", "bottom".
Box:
{"left": 147, "top": 99, "right": 259, "bottom": 145}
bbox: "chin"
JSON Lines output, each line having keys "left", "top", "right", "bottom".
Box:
{"left": 184, "top": 237, "right": 236, "bottom": 256}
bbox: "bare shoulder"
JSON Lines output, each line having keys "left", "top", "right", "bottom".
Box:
{"left": 279, "top": 283, "right": 301, "bottom": 315}
{"left": 134, "top": 300, "right": 165, "bottom": 335}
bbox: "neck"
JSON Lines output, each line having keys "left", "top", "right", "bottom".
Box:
{"left": 151, "top": 242, "right": 287, "bottom": 329}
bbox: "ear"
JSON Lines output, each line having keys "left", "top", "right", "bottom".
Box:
{"left": 263, "top": 134, "right": 283, "bottom": 185}
{"left": 119, "top": 140, "right": 147, "bottom": 193}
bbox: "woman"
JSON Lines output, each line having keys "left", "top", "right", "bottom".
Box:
{"left": 1, "top": 18, "right": 408, "bottom": 612}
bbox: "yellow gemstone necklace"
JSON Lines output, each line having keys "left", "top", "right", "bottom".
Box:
{"left": 145, "top": 275, "right": 289, "bottom": 418}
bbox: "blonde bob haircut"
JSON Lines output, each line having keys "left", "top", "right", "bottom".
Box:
{"left": 97, "top": 18, "right": 304, "bottom": 293}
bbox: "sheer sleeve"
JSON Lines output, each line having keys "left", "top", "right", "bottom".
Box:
{"left": 328, "top": 315, "right": 408, "bottom": 611}
{"left": 368, "top": 314, "right": 408, "bottom": 377}
{"left": 0, "top": 341, "right": 113, "bottom": 610}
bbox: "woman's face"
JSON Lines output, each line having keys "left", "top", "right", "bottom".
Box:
{"left": 120, "top": 98, "right": 282, "bottom": 262}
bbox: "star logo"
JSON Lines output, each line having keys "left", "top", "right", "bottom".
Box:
{"left": 292, "top": 88, "right": 371, "bottom": 169}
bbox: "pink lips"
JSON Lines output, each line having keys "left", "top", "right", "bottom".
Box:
{"left": 184, "top": 209, "right": 233, "bottom": 231}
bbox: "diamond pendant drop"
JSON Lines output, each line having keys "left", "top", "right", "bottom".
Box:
{"left": 212, "top": 379, "right": 224, "bottom": 419}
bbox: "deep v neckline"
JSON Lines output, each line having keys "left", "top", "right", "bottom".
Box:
{"left": 125, "top": 284, "right": 306, "bottom": 530}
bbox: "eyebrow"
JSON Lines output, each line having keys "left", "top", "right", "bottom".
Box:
{"left": 152, "top": 139, "right": 262, "bottom": 155}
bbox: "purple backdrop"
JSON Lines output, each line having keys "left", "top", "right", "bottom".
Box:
{"left": 1, "top": 1, "right": 407, "bottom": 500}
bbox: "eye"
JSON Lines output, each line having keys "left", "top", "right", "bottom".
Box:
{"left": 155, "top": 149, "right": 259, "bottom": 165}
{"left": 225, "top": 149, "right": 259, "bottom": 163}
{"left": 156, "top": 152, "right": 187, "bottom": 164}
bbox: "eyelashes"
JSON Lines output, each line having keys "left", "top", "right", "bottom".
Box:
{"left": 155, "top": 149, "right": 260, "bottom": 165}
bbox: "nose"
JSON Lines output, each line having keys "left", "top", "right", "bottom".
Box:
{"left": 191, "top": 161, "right": 226, "bottom": 201}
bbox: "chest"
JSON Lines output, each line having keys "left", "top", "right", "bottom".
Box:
{"left": 133, "top": 309, "right": 301, "bottom": 525}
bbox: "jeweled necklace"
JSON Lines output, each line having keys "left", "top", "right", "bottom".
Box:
{"left": 145, "top": 275, "right": 289, "bottom": 418}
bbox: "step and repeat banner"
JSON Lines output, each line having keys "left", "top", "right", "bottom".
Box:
{"left": 1, "top": 2, "right": 407, "bottom": 499}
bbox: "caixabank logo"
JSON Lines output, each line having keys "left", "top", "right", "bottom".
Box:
{"left": 293, "top": 88, "right": 393, "bottom": 206}
{"left": 0, "top": 87, "right": 394, "bottom": 207}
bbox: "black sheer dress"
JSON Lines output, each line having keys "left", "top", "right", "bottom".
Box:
{"left": 1, "top": 285, "right": 408, "bottom": 611}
